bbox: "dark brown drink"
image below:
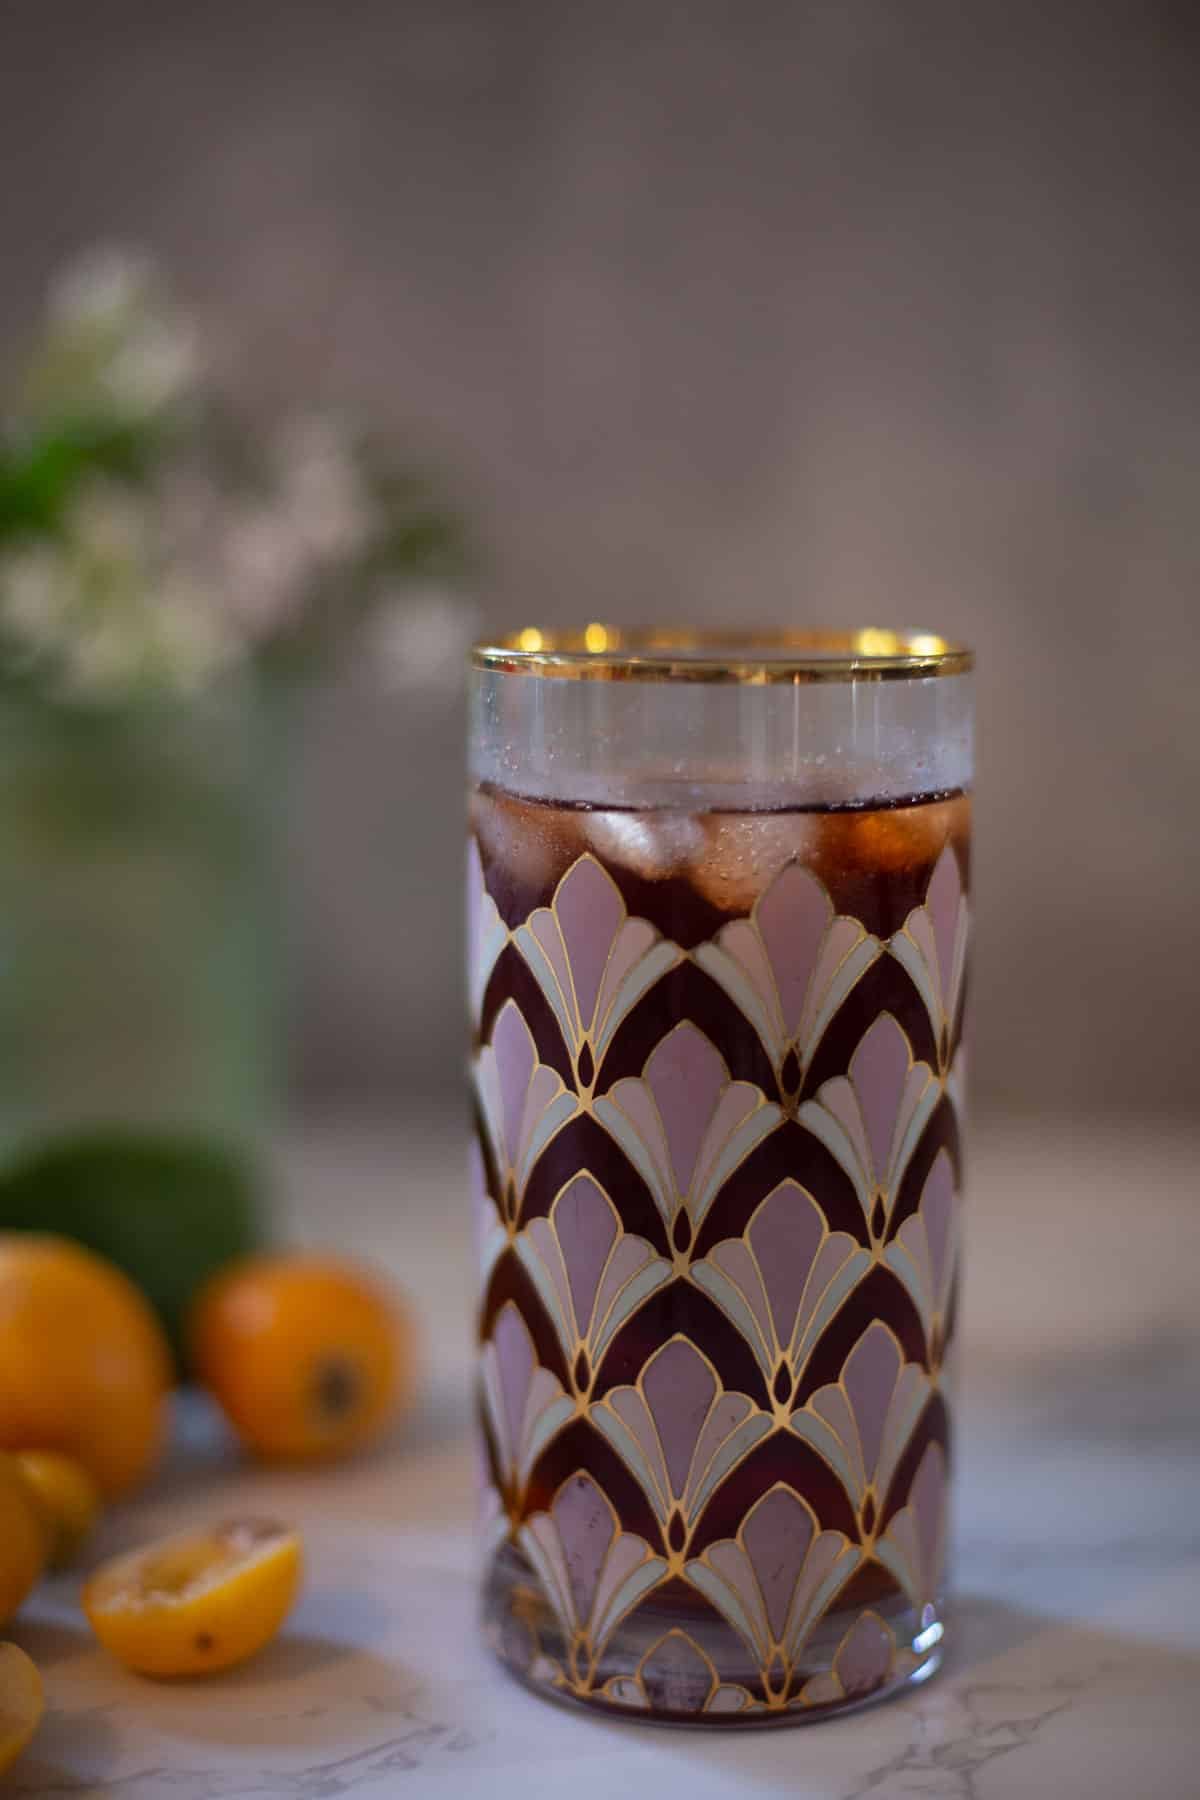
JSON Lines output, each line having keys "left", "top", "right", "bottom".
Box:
{"left": 469, "top": 778, "right": 969, "bottom": 1721}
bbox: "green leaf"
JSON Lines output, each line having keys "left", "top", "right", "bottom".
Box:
{"left": 0, "top": 1128, "right": 267, "bottom": 1370}
{"left": 0, "top": 421, "right": 160, "bottom": 543}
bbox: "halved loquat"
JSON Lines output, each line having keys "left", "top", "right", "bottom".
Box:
{"left": 0, "top": 1643, "right": 44, "bottom": 1775}
{"left": 82, "top": 1519, "right": 302, "bottom": 1678}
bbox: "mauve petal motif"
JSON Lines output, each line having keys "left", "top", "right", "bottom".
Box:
{"left": 883, "top": 1148, "right": 958, "bottom": 1366}
{"left": 788, "top": 1320, "right": 931, "bottom": 1530}
{"left": 602, "top": 1628, "right": 759, "bottom": 1715}
{"left": 594, "top": 1023, "right": 781, "bottom": 1247}
{"left": 466, "top": 836, "right": 509, "bottom": 1029}
{"left": 590, "top": 1335, "right": 771, "bottom": 1546}
{"left": 480, "top": 1301, "right": 575, "bottom": 1493}
{"left": 515, "top": 1173, "right": 672, "bottom": 1394}
{"left": 691, "top": 1179, "right": 870, "bottom": 1403}
{"left": 472, "top": 1136, "right": 508, "bottom": 1290}
{"left": 798, "top": 1013, "right": 939, "bottom": 1241}
{"left": 519, "top": 1471, "right": 667, "bottom": 1688}
{"left": 693, "top": 862, "right": 882, "bottom": 1102}
{"left": 798, "top": 1609, "right": 896, "bottom": 1707}
{"left": 474, "top": 1000, "right": 579, "bottom": 1220}
{"left": 513, "top": 853, "right": 682, "bottom": 1092}
{"left": 684, "top": 1483, "right": 862, "bottom": 1698}
{"left": 889, "top": 842, "right": 969, "bottom": 1070}
{"left": 875, "top": 1440, "right": 948, "bottom": 1614}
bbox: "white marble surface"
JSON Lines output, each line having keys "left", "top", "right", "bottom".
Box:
{"left": 12, "top": 1115, "right": 1200, "bottom": 1799}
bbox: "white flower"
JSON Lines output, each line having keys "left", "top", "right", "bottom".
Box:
{"left": 101, "top": 318, "right": 199, "bottom": 418}
{"left": 38, "top": 245, "right": 200, "bottom": 425}
{"left": 0, "top": 478, "right": 241, "bottom": 698}
{"left": 1, "top": 544, "right": 71, "bottom": 651}
{"left": 3, "top": 248, "right": 451, "bottom": 700}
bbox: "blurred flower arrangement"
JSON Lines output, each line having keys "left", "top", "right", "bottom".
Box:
{"left": 0, "top": 260, "right": 432, "bottom": 1746}
{"left": 0, "top": 249, "right": 472, "bottom": 1340}
{"left": 0, "top": 247, "right": 468, "bottom": 702}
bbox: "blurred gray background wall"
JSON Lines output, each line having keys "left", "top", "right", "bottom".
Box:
{"left": 2, "top": 0, "right": 1197, "bottom": 1119}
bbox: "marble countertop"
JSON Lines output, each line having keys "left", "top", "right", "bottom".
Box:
{"left": 12, "top": 1115, "right": 1199, "bottom": 1799}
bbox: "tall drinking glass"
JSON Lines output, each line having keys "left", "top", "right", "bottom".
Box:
{"left": 468, "top": 630, "right": 973, "bottom": 1724}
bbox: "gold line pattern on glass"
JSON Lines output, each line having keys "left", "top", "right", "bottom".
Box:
{"left": 473, "top": 627, "right": 974, "bottom": 683}
{"left": 593, "top": 1023, "right": 782, "bottom": 1259}
{"left": 693, "top": 862, "right": 883, "bottom": 1106}
{"left": 518, "top": 1472, "right": 669, "bottom": 1694}
{"left": 514, "top": 1172, "right": 673, "bottom": 1400}
{"left": 600, "top": 1628, "right": 761, "bottom": 1715}
{"left": 690, "top": 1179, "right": 871, "bottom": 1417}
{"left": 682, "top": 1483, "right": 863, "bottom": 1709}
{"left": 473, "top": 802, "right": 967, "bottom": 1719}
{"left": 513, "top": 853, "right": 683, "bottom": 1097}
{"left": 888, "top": 843, "right": 969, "bottom": 1076}
{"left": 787, "top": 1321, "right": 933, "bottom": 1539}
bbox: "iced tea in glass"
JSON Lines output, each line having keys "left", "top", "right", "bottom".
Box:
{"left": 468, "top": 630, "right": 973, "bottom": 1723}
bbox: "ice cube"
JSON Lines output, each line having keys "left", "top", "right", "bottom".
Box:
{"left": 686, "top": 810, "right": 816, "bottom": 914}
{"left": 846, "top": 793, "right": 965, "bottom": 879}
{"left": 581, "top": 808, "right": 707, "bottom": 881}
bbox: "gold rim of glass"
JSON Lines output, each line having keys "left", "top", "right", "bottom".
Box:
{"left": 471, "top": 627, "right": 973, "bottom": 683}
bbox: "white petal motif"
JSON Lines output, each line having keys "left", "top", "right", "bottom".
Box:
{"left": 519, "top": 1471, "right": 667, "bottom": 1664}
{"left": 594, "top": 1022, "right": 781, "bottom": 1244}
{"left": 691, "top": 1179, "right": 870, "bottom": 1395}
{"left": 798, "top": 1013, "right": 938, "bottom": 1237}
{"left": 684, "top": 1483, "right": 862, "bottom": 1672}
{"left": 515, "top": 1173, "right": 672, "bottom": 1385}
{"left": 889, "top": 843, "right": 968, "bottom": 1067}
{"left": 882, "top": 1148, "right": 958, "bottom": 1355}
{"left": 481, "top": 1301, "right": 574, "bottom": 1491}
{"left": 513, "top": 853, "right": 681, "bottom": 1087}
{"left": 694, "top": 862, "right": 882, "bottom": 1092}
{"left": 875, "top": 1441, "right": 948, "bottom": 1614}
{"left": 788, "top": 1321, "right": 931, "bottom": 1520}
{"left": 474, "top": 1000, "right": 579, "bottom": 1214}
{"left": 590, "top": 1335, "right": 771, "bottom": 1537}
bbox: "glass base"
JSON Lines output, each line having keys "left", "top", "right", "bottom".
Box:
{"left": 483, "top": 1542, "right": 945, "bottom": 1726}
